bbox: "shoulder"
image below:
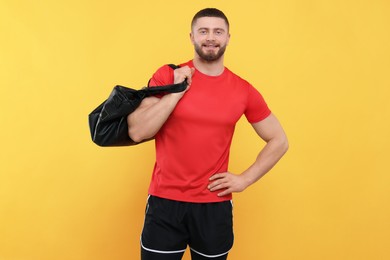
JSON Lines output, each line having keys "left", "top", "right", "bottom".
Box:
{"left": 150, "top": 61, "right": 191, "bottom": 86}
{"left": 224, "top": 67, "right": 270, "bottom": 106}
{"left": 178, "top": 60, "right": 192, "bottom": 68}
{"left": 152, "top": 64, "right": 174, "bottom": 82}
{"left": 223, "top": 67, "right": 257, "bottom": 95}
{"left": 224, "top": 67, "right": 252, "bottom": 86}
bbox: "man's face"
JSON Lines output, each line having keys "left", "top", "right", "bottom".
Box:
{"left": 190, "top": 17, "right": 230, "bottom": 62}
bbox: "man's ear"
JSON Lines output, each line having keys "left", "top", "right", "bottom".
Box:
{"left": 190, "top": 32, "right": 194, "bottom": 44}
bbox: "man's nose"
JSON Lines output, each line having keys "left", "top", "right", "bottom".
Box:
{"left": 206, "top": 32, "right": 215, "bottom": 41}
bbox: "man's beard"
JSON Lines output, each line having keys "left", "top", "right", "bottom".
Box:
{"left": 194, "top": 42, "right": 227, "bottom": 62}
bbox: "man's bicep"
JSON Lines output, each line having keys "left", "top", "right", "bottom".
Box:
{"left": 251, "top": 113, "right": 286, "bottom": 142}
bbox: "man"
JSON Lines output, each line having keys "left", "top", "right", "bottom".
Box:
{"left": 128, "top": 8, "right": 288, "bottom": 260}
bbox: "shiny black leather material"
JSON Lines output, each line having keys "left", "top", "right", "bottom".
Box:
{"left": 89, "top": 65, "right": 187, "bottom": 147}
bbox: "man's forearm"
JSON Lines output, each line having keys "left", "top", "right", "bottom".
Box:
{"left": 241, "top": 135, "right": 289, "bottom": 187}
{"left": 127, "top": 94, "right": 182, "bottom": 142}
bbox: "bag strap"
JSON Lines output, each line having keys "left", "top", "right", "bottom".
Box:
{"left": 142, "top": 80, "right": 187, "bottom": 95}
{"left": 142, "top": 64, "right": 187, "bottom": 96}
{"left": 167, "top": 64, "right": 180, "bottom": 70}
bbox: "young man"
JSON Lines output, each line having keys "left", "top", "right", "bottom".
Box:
{"left": 128, "top": 8, "right": 288, "bottom": 260}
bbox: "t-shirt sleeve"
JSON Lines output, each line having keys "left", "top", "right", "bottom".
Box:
{"left": 148, "top": 65, "right": 175, "bottom": 87}
{"left": 244, "top": 84, "right": 272, "bottom": 123}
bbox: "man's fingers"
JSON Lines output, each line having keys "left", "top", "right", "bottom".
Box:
{"left": 208, "top": 181, "right": 227, "bottom": 191}
{"left": 208, "top": 180, "right": 220, "bottom": 190}
{"left": 209, "top": 173, "right": 225, "bottom": 181}
{"left": 208, "top": 175, "right": 230, "bottom": 191}
{"left": 174, "top": 66, "right": 194, "bottom": 84}
{"left": 217, "top": 188, "right": 232, "bottom": 197}
{"left": 208, "top": 172, "right": 246, "bottom": 196}
{"left": 184, "top": 67, "right": 195, "bottom": 85}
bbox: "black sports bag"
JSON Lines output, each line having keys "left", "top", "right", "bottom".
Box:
{"left": 88, "top": 64, "right": 187, "bottom": 147}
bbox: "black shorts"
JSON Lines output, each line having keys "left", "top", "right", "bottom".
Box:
{"left": 141, "top": 195, "right": 234, "bottom": 258}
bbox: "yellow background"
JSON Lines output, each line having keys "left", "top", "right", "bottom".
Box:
{"left": 1, "top": 0, "right": 389, "bottom": 259}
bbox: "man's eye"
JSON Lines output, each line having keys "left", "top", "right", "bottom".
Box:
{"left": 200, "top": 30, "right": 207, "bottom": 34}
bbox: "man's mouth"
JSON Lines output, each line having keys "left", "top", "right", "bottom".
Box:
{"left": 203, "top": 44, "right": 219, "bottom": 51}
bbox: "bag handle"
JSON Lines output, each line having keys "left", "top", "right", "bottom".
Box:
{"left": 142, "top": 80, "right": 187, "bottom": 96}
{"left": 141, "top": 64, "right": 187, "bottom": 97}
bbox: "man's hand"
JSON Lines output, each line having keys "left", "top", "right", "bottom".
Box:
{"left": 174, "top": 65, "right": 195, "bottom": 85}
{"left": 208, "top": 172, "right": 250, "bottom": 197}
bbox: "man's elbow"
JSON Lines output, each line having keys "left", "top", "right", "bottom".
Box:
{"left": 128, "top": 127, "right": 147, "bottom": 143}
{"left": 127, "top": 114, "right": 144, "bottom": 143}
{"left": 128, "top": 129, "right": 140, "bottom": 143}
{"left": 280, "top": 135, "right": 289, "bottom": 155}
{"left": 270, "top": 132, "right": 288, "bottom": 156}
{"left": 128, "top": 124, "right": 156, "bottom": 143}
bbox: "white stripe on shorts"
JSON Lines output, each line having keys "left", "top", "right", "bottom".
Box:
{"left": 190, "top": 247, "right": 230, "bottom": 258}
{"left": 140, "top": 237, "right": 186, "bottom": 254}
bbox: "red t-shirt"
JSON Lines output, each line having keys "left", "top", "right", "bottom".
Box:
{"left": 147, "top": 60, "right": 271, "bottom": 203}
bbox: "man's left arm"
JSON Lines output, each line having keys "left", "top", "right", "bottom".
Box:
{"left": 208, "top": 113, "right": 289, "bottom": 196}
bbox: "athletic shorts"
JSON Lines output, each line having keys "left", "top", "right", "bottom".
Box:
{"left": 141, "top": 195, "right": 234, "bottom": 258}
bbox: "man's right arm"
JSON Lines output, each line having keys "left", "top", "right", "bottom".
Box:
{"left": 127, "top": 94, "right": 182, "bottom": 142}
{"left": 127, "top": 66, "right": 195, "bottom": 143}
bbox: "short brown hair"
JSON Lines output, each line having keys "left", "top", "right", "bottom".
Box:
{"left": 191, "top": 8, "right": 229, "bottom": 30}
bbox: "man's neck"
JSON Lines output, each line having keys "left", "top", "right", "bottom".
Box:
{"left": 192, "top": 56, "right": 225, "bottom": 76}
